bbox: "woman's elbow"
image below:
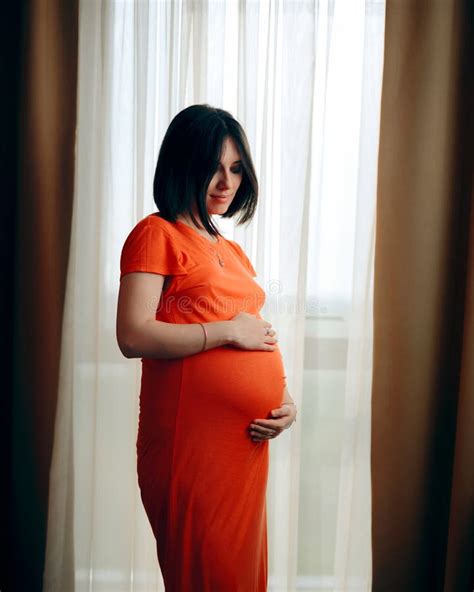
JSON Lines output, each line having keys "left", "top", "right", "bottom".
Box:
{"left": 116, "top": 330, "right": 138, "bottom": 359}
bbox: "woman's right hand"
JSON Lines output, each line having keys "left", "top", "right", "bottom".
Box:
{"left": 229, "top": 312, "right": 278, "bottom": 351}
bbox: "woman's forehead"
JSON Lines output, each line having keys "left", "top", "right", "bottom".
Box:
{"left": 220, "top": 136, "right": 242, "bottom": 161}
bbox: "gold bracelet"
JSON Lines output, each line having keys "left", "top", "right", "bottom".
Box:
{"left": 199, "top": 322, "right": 208, "bottom": 352}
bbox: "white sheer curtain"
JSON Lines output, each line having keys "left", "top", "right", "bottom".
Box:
{"left": 43, "top": 1, "right": 385, "bottom": 591}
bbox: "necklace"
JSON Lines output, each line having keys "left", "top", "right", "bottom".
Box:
{"left": 175, "top": 217, "right": 225, "bottom": 267}
{"left": 200, "top": 234, "right": 224, "bottom": 267}
{"left": 214, "top": 250, "right": 225, "bottom": 267}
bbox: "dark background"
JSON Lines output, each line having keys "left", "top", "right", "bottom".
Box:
{"left": 1, "top": 2, "right": 24, "bottom": 590}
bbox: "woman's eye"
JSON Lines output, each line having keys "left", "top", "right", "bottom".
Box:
{"left": 212, "top": 164, "right": 242, "bottom": 176}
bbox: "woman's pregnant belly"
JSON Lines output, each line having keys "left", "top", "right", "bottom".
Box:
{"left": 136, "top": 346, "right": 285, "bottom": 528}
{"left": 136, "top": 347, "right": 284, "bottom": 570}
{"left": 183, "top": 346, "right": 286, "bottom": 421}
{"left": 137, "top": 345, "right": 286, "bottom": 462}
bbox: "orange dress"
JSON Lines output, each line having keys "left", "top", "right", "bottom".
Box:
{"left": 120, "top": 212, "right": 286, "bottom": 591}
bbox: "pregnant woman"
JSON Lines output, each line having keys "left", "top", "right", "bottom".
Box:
{"left": 116, "top": 104, "right": 297, "bottom": 591}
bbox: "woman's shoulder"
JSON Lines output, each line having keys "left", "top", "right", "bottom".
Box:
{"left": 224, "top": 237, "right": 242, "bottom": 253}
{"left": 120, "top": 212, "right": 193, "bottom": 278}
{"left": 225, "top": 238, "right": 250, "bottom": 261}
{"left": 139, "top": 212, "right": 180, "bottom": 234}
{"left": 125, "top": 211, "right": 188, "bottom": 245}
{"left": 224, "top": 238, "right": 257, "bottom": 277}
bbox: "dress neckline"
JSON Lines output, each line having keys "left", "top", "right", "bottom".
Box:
{"left": 152, "top": 212, "right": 222, "bottom": 245}
{"left": 174, "top": 219, "right": 221, "bottom": 245}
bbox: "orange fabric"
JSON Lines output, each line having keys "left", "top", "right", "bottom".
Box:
{"left": 120, "top": 212, "right": 286, "bottom": 591}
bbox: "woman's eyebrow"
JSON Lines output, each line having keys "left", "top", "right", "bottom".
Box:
{"left": 217, "top": 159, "right": 242, "bottom": 166}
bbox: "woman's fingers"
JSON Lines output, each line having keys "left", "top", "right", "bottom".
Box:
{"left": 250, "top": 423, "right": 277, "bottom": 435}
{"left": 249, "top": 430, "right": 278, "bottom": 441}
{"left": 249, "top": 422, "right": 283, "bottom": 440}
{"left": 254, "top": 417, "right": 288, "bottom": 429}
{"left": 263, "top": 328, "right": 277, "bottom": 344}
{"left": 249, "top": 406, "right": 297, "bottom": 440}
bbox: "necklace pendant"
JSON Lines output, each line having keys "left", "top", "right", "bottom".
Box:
{"left": 218, "top": 254, "right": 225, "bottom": 267}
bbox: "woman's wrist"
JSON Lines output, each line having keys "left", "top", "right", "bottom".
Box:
{"left": 201, "top": 320, "right": 235, "bottom": 349}
{"left": 198, "top": 323, "right": 208, "bottom": 351}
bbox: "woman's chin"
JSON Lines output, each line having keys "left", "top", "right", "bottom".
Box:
{"left": 208, "top": 206, "right": 228, "bottom": 215}
{"left": 207, "top": 198, "right": 233, "bottom": 215}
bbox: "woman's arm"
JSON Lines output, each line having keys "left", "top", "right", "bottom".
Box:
{"left": 117, "top": 272, "right": 234, "bottom": 359}
{"left": 116, "top": 272, "right": 277, "bottom": 360}
{"left": 123, "top": 318, "right": 233, "bottom": 360}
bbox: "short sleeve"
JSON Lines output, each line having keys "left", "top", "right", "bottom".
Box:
{"left": 120, "top": 217, "right": 191, "bottom": 280}
{"left": 229, "top": 240, "right": 258, "bottom": 277}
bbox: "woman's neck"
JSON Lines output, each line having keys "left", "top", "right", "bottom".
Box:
{"left": 176, "top": 213, "right": 220, "bottom": 243}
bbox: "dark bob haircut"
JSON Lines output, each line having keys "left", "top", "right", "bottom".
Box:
{"left": 153, "top": 104, "right": 258, "bottom": 237}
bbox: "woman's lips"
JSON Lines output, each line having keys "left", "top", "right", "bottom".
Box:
{"left": 210, "top": 194, "right": 231, "bottom": 201}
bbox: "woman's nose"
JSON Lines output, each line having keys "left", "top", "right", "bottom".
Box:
{"left": 217, "top": 170, "right": 231, "bottom": 188}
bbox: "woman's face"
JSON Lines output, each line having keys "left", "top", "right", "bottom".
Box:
{"left": 205, "top": 135, "right": 243, "bottom": 215}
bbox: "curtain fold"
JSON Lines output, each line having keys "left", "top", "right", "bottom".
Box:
{"left": 371, "top": 1, "right": 474, "bottom": 590}
{"left": 6, "top": 0, "right": 79, "bottom": 591}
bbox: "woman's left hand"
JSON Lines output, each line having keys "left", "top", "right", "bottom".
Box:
{"left": 248, "top": 403, "right": 297, "bottom": 442}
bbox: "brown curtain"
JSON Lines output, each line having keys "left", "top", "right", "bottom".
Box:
{"left": 2, "top": 1, "right": 79, "bottom": 590}
{"left": 372, "top": 1, "right": 474, "bottom": 591}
